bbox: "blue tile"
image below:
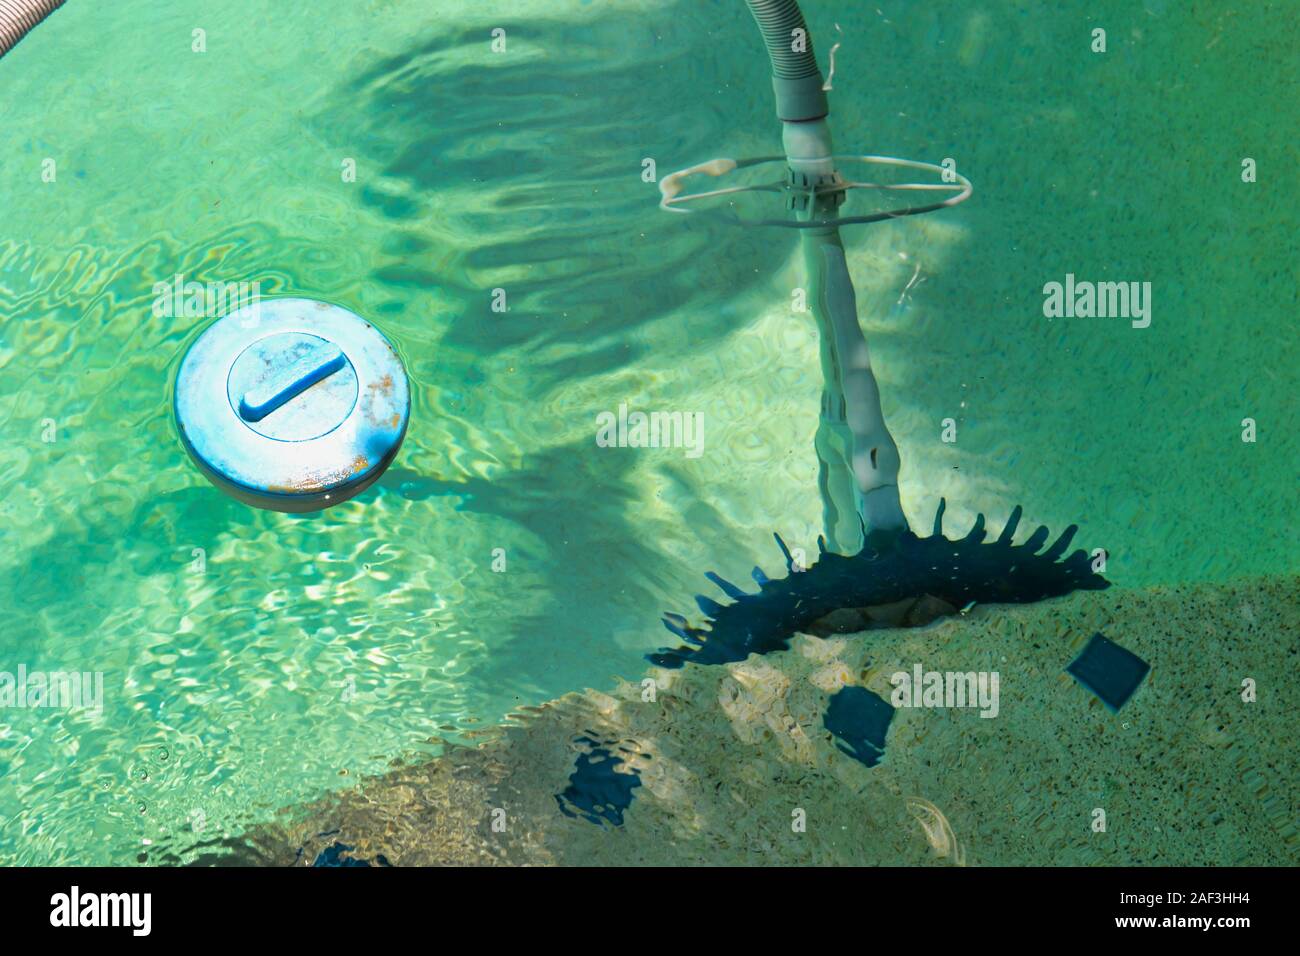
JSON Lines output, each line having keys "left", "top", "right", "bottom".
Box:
{"left": 311, "top": 841, "right": 391, "bottom": 867}
{"left": 556, "top": 737, "right": 642, "bottom": 827}
{"left": 824, "top": 686, "right": 895, "bottom": 768}
{"left": 1066, "top": 632, "right": 1150, "bottom": 712}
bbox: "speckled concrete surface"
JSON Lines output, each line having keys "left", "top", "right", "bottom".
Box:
{"left": 245, "top": 577, "right": 1297, "bottom": 866}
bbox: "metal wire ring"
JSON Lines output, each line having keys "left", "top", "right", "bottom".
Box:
{"left": 658, "top": 154, "right": 973, "bottom": 229}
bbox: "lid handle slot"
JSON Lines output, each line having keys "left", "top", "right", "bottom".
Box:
{"left": 239, "top": 344, "right": 346, "bottom": 422}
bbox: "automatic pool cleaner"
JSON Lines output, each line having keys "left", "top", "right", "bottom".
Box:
{"left": 661, "top": 0, "right": 971, "bottom": 556}
{"left": 650, "top": 1, "right": 1107, "bottom": 669}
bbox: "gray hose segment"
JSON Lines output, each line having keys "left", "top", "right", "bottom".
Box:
{"left": 743, "top": 0, "right": 829, "bottom": 121}
{"left": 0, "top": 0, "right": 64, "bottom": 58}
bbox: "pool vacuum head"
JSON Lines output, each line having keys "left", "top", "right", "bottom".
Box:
{"left": 174, "top": 298, "right": 410, "bottom": 512}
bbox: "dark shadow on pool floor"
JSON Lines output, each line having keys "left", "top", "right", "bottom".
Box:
{"left": 651, "top": 498, "right": 1110, "bottom": 668}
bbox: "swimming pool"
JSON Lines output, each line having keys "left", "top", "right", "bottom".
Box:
{"left": 0, "top": 0, "right": 1294, "bottom": 865}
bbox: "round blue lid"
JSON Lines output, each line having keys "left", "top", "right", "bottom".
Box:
{"left": 174, "top": 298, "right": 409, "bottom": 512}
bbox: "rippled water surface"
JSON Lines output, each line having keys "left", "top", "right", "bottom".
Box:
{"left": 1, "top": 0, "right": 1294, "bottom": 864}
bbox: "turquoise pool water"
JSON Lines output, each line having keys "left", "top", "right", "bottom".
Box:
{"left": 0, "top": 0, "right": 1294, "bottom": 864}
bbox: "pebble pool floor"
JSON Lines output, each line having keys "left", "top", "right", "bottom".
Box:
{"left": 0, "top": 1, "right": 1294, "bottom": 864}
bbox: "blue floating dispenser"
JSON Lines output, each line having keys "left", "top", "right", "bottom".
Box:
{"left": 174, "top": 298, "right": 409, "bottom": 512}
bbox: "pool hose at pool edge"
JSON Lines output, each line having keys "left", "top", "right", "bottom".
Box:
{"left": 0, "top": 0, "right": 64, "bottom": 58}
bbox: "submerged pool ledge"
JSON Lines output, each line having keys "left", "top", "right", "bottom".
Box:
{"left": 220, "top": 576, "right": 1298, "bottom": 867}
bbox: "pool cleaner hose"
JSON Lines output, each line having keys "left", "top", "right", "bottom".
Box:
{"left": 742, "top": 0, "right": 829, "bottom": 122}
{"left": 745, "top": 0, "right": 910, "bottom": 549}
{"left": 0, "top": 0, "right": 64, "bottom": 58}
